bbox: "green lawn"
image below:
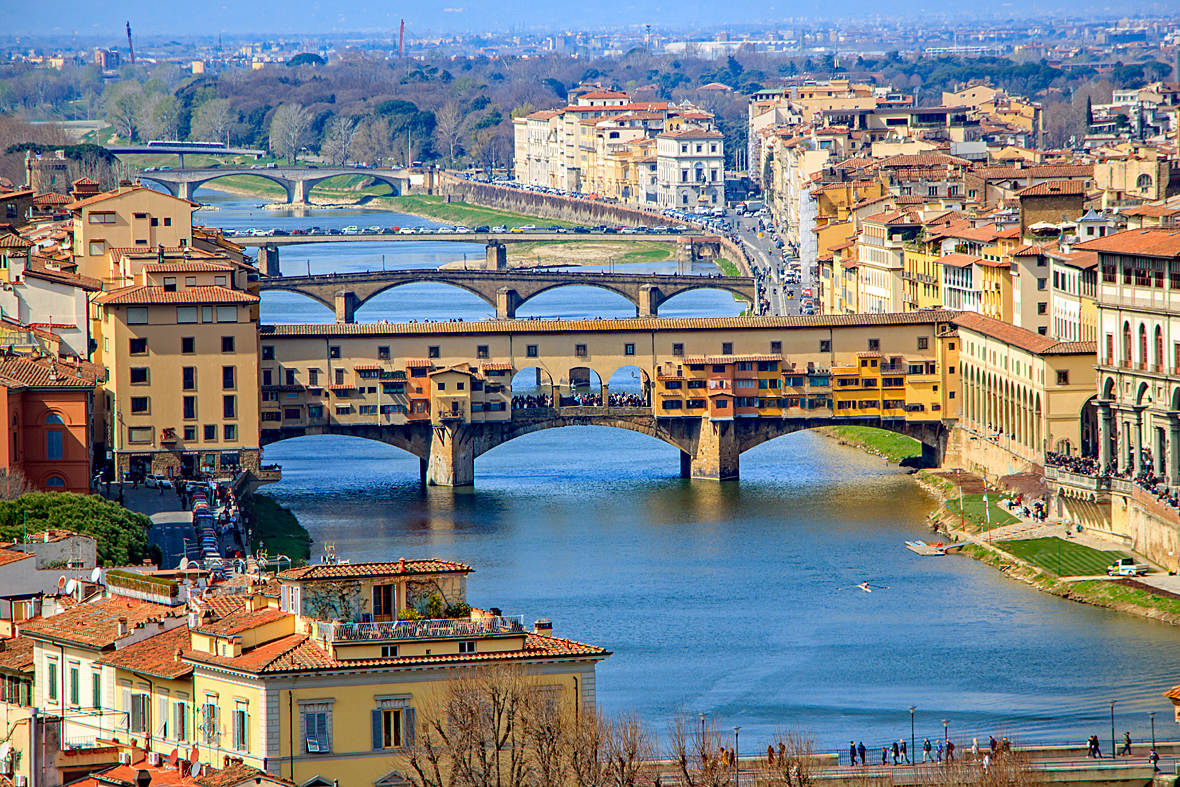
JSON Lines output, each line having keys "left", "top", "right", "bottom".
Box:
{"left": 377, "top": 195, "right": 577, "bottom": 228}
{"left": 997, "top": 537, "right": 1128, "bottom": 577}
{"left": 823, "top": 426, "right": 923, "bottom": 465}
{"left": 1069, "top": 580, "right": 1180, "bottom": 615}
{"left": 245, "top": 494, "right": 311, "bottom": 565}
{"left": 717, "top": 259, "right": 740, "bottom": 276}
{"left": 944, "top": 493, "right": 1019, "bottom": 531}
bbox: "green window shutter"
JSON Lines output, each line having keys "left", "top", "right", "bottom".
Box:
{"left": 371, "top": 709, "right": 383, "bottom": 751}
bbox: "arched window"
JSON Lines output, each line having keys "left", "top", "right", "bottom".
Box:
{"left": 45, "top": 476, "right": 66, "bottom": 488}
{"left": 1123, "top": 321, "right": 1132, "bottom": 364}
{"left": 1155, "top": 326, "right": 1164, "bottom": 370}
{"left": 1137, "top": 173, "right": 1154, "bottom": 191}
{"left": 1139, "top": 323, "right": 1148, "bottom": 365}
{"left": 45, "top": 413, "right": 65, "bottom": 425}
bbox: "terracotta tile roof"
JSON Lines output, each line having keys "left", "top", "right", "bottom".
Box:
{"left": 1074, "top": 229, "right": 1180, "bottom": 259}
{"left": 1059, "top": 250, "right": 1099, "bottom": 270}
{"left": 0, "top": 234, "right": 33, "bottom": 249}
{"left": 25, "top": 257, "right": 103, "bottom": 291}
{"left": 658, "top": 129, "right": 724, "bottom": 139}
{"left": 279, "top": 559, "right": 473, "bottom": 582}
{"left": 938, "top": 252, "right": 981, "bottom": 269}
{"left": 862, "top": 210, "right": 921, "bottom": 226}
{"left": 33, "top": 193, "right": 72, "bottom": 206}
{"left": 66, "top": 186, "right": 197, "bottom": 211}
{"left": 0, "top": 637, "right": 35, "bottom": 674}
{"left": 192, "top": 606, "right": 288, "bottom": 637}
{"left": 352, "top": 363, "right": 383, "bottom": 370}
{"left": 0, "top": 549, "right": 32, "bottom": 568}
{"left": 404, "top": 358, "right": 434, "bottom": 367}
{"left": 195, "top": 762, "right": 291, "bottom": 787}
{"left": 142, "top": 261, "right": 234, "bottom": 273}
{"left": 22, "top": 597, "right": 175, "bottom": 649}
{"left": 96, "top": 625, "right": 193, "bottom": 679}
{"left": 952, "top": 313, "right": 1095, "bottom": 356}
{"left": 880, "top": 154, "right": 970, "bottom": 168}
{"left": 480, "top": 362, "right": 513, "bottom": 371}
{"left": 0, "top": 355, "right": 100, "bottom": 389}
{"left": 972, "top": 164, "right": 1093, "bottom": 180}
{"left": 260, "top": 312, "right": 962, "bottom": 340}
{"left": 185, "top": 633, "right": 332, "bottom": 674}
{"left": 94, "top": 285, "right": 259, "bottom": 305}
{"left": 189, "top": 631, "right": 607, "bottom": 676}
{"left": 1016, "top": 180, "right": 1087, "bottom": 197}
{"left": 202, "top": 594, "right": 250, "bottom": 620}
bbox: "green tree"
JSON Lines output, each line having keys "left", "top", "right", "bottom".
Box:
{"left": 0, "top": 493, "right": 150, "bottom": 566}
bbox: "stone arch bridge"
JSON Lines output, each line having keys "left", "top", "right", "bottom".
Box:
{"left": 138, "top": 166, "right": 409, "bottom": 203}
{"left": 261, "top": 409, "right": 948, "bottom": 486}
{"left": 257, "top": 269, "right": 758, "bottom": 321}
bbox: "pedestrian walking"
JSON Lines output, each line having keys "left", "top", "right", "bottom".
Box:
{"left": 946, "top": 740, "right": 955, "bottom": 762}
{"left": 892, "top": 741, "right": 900, "bottom": 765}
{"left": 1151, "top": 750, "right": 1160, "bottom": 773}
{"left": 850, "top": 742, "right": 857, "bottom": 766}
{"left": 982, "top": 753, "right": 990, "bottom": 772}
{"left": 971, "top": 738, "right": 979, "bottom": 761}
{"left": 1121, "top": 732, "right": 1132, "bottom": 756}
{"left": 881, "top": 747, "right": 888, "bottom": 766}
{"left": 936, "top": 739, "right": 944, "bottom": 763}
{"left": 900, "top": 739, "right": 909, "bottom": 764}
{"left": 768, "top": 745, "right": 775, "bottom": 765}
{"left": 857, "top": 742, "right": 866, "bottom": 766}
{"left": 922, "top": 738, "right": 932, "bottom": 763}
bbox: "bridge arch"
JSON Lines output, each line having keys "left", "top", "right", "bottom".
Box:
{"left": 300, "top": 172, "right": 402, "bottom": 198}
{"left": 141, "top": 171, "right": 300, "bottom": 202}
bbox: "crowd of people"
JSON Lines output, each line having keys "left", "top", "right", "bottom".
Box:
{"left": 512, "top": 392, "right": 649, "bottom": 409}
{"left": 512, "top": 394, "right": 553, "bottom": 409}
{"left": 846, "top": 736, "right": 1016, "bottom": 770}
{"left": 1045, "top": 450, "right": 1180, "bottom": 512}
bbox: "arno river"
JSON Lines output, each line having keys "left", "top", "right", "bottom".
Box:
{"left": 200, "top": 192, "right": 1180, "bottom": 753}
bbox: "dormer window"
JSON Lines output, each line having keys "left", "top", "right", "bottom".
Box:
{"left": 163, "top": 277, "right": 177, "bottom": 292}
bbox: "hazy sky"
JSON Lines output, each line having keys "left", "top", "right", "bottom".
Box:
{"left": 1, "top": 0, "right": 1132, "bottom": 39}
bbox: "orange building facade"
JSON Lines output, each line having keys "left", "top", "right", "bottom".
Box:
{"left": 0, "top": 355, "right": 98, "bottom": 493}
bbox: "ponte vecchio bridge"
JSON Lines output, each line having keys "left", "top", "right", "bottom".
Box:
{"left": 256, "top": 312, "right": 958, "bottom": 486}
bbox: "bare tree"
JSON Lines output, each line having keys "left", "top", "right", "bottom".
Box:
{"left": 349, "top": 117, "right": 394, "bottom": 167}
{"left": 434, "top": 101, "right": 466, "bottom": 165}
{"left": 605, "top": 714, "right": 656, "bottom": 787}
{"left": 190, "top": 98, "right": 235, "bottom": 145}
{"left": 269, "top": 103, "right": 313, "bottom": 164}
{"left": 0, "top": 469, "right": 34, "bottom": 501}
{"left": 138, "top": 93, "right": 180, "bottom": 141}
{"left": 757, "top": 729, "right": 818, "bottom": 787}
{"left": 102, "top": 82, "right": 144, "bottom": 142}
{"left": 320, "top": 116, "right": 358, "bottom": 166}
{"left": 668, "top": 712, "right": 736, "bottom": 787}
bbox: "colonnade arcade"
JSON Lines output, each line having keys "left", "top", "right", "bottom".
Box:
{"left": 1096, "top": 377, "right": 1180, "bottom": 487}
{"left": 962, "top": 362, "right": 1044, "bottom": 458}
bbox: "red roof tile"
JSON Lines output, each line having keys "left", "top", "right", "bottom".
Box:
{"left": 278, "top": 559, "right": 472, "bottom": 582}
{"left": 25, "top": 257, "right": 103, "bottom": 291}
{"left": 0, "top": 637, "right": 34, "bottom": 674}
{"left": 1016, "top": 180, "right": 1088, "bottom": 197}
{"left": 94, "top": 285, "right": 259, "bottom": 305}
{"left": 0, "top": 355, "right": 100, "bottom": 389}
{"left": 192, "top": 606, "right": 289, "bottom": 637}
{"left": 1074, "top": 228, "right": 1180, "bottom": 259}
{"left": 22, "top": 597, "right": 176, "bottom": 649}
{"left": 96, "top": 625, "right": 193, "bottom": 679}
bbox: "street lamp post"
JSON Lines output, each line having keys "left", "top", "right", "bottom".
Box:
{"left": 942, "top": 719, "right": 949, "bottom": 757}
{"left": 734, "top": 727, "right": 741, "bottom": 787}
{"left": 1110, "top": 701, "right": 1116, "bottom": 761}
{"left": 909, "top": 707, "right": 916, "bottom": 766}
{"left": 1149, "top": 712, "right": 1157, "bottom": 750}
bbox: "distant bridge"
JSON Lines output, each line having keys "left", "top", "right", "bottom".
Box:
{"left": 257, "top": 268, "right": 757, "bottom": 321}
{"left": 238, "top": 231, "right": 725, "bottom": 276}
{"left": 108, "top": 144, "right": 267, "bottom": 167}
{"left": 137, "top": 166, "right": 410, "bottom": 204}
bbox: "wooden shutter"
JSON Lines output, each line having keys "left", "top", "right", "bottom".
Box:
{"left": 371, "top": 709, "right": 383, "bottom": 751}
{"left": 403, "top": 708, "right": 415, "bottom": 748}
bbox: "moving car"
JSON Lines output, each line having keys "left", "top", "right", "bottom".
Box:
{"left": 144, "top": 474, "right": 173, "bottom": 489}
{"left": 1107, "top": 558, "right": 1150, "bottom": 576}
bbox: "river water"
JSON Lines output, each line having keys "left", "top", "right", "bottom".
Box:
{"left": 197, "top": 191, "right": 1180, "bottom": 754}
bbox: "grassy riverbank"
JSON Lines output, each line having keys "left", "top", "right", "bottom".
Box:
{"left": 244, "top": 494, "right": 311, "bottom": 565}
{"left": 816, "top": 425, "right": 924, "bottom": 465}
{"left": 371, "top": 194, "right": 577, "bottom": 229}
{"left": 913, "top": 470, "right": 1180, "bottom": 626}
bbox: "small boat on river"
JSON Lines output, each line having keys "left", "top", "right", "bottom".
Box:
{"left": 906, "top": 540, "right": 953, "bottom": 556}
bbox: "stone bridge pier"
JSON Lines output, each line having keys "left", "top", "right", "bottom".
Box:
{"left": 335, "top": 290, "right": 360, "bottom": 323}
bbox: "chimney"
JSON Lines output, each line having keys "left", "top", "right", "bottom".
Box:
{"left": 157, "top": 244, "right": 165, "bottom": 264}
{"left": 397, "top": 557, "right": 406, "bottom": 573}
{"left": 43, "top": 530, "right": 50, "bottom": 543}
{"left": 174, "top": 648, "right": 183, "bottom": 663}
{"left": 534, "top": 619, "right": 553, "bottom": 636}
{"left": 117, "top": 617, "right": 129, "bottom": 638}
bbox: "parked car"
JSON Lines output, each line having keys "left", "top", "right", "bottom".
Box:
{"left": 474, "top": 226, "right": 491, "bottom": 233}
{"left": 145, "top": 474, "right": 173, "bottom": 489}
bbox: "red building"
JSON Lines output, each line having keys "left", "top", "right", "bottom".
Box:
{"left": 0, "top": 354, "right": 99, "bottom": 493}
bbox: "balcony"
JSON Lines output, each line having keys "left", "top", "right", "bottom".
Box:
{"left": 317, "top": 615, "right": 527, "bottom": 644}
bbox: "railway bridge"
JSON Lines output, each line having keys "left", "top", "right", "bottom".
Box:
{"left": 257, "top": 269, "right": 758, "bottom": 321}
